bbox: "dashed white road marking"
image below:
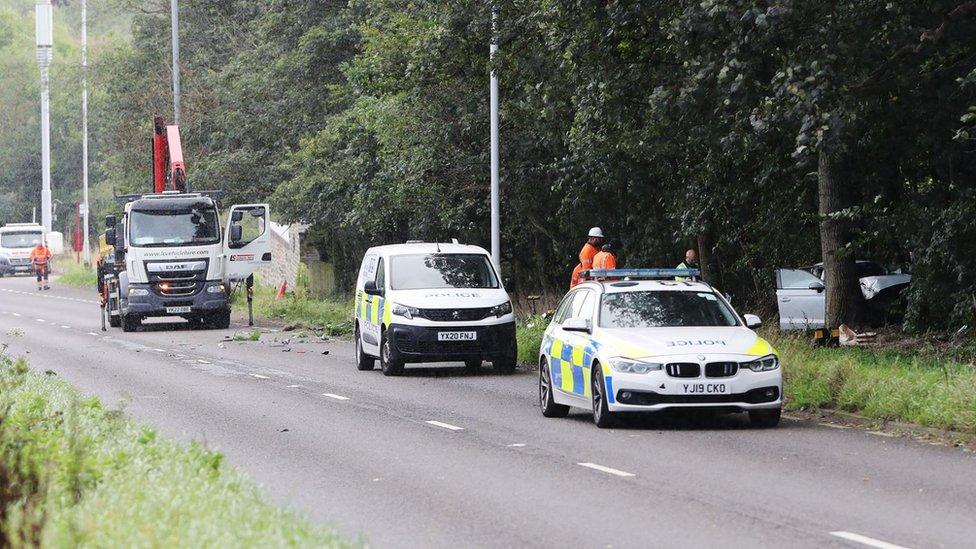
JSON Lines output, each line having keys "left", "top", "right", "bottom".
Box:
{"left": 508, "top": 443, "right": 526, "bottom": 447}
{"left": 577, "top": 462, "right": 636, "bottom": 478}
{"left": 248, "top": 373, "right": 269, "bottom": 379}
{"left": 197, "top": 359, "right": 212, "bottom": 364}
{"left": 87, "top": 332, "right": 98, "bottom": 336}
{"left": 35, "top": 318, "right": 45, "bottom": 323}
{"left": 286, "top": 384, "right": 301, "bottom": 388}
{"left": 60, "top": 325, "right": 70, "bottom": 329}
{"left": 322, "top": 393, "right": 350, "bottom": 401}
{"left": 830, "top": 531, "right": 911, "bottom": 549}
{"left": 426, "top": 420, "right": 464, "bottom": 431}
{"left": 12, "top": 313, "right": 21, "bottom": 317}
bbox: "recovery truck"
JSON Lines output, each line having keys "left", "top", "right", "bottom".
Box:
{"left": 100, "top": 118, "right": 271, "bottom": 331}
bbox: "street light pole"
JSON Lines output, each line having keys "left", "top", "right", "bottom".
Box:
{"left": 81, "top": 0, "right": 90, "bottom": 265}
{"left": 35, "top": 0, "right": 54, "bottom": 233}
{"left": 489, "top": 5, "right": 501, "bottom": 275}
{"left": 171, "top": 0, "right": 181, "bottom": 125}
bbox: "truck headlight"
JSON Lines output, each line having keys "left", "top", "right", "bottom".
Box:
{"left": 392, "top": 304, "right": 420, "bottom": 320}
{"left": 743, "top": 354, "right": 779, "bottom": 372}
{"left": 608, "top": 358, "right": 662, "bottom": 374}
{"left": 128, "top": 288, "right": 149, "bottom": 297}
{"left": 491, "top": 301, "right": 513, "bottom": 317}
{"left": 207, "top": 284, "right": 226, "bottom": 294}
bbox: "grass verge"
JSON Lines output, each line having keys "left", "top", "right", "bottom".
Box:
{"left": 54, "top": 260, "right": 97, "bottom": 288}
{"left": 232, "top": 286, "right": 354, "bottom": 336}
{"left": 0, "top": 353, "right": 346, "bottom": 547}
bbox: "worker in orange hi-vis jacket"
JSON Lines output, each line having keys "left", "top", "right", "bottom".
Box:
{"left": 29, "top": 241, "right": 53, "bottom": 291}
{"left": 569, "top": 227, "right": 604, "bottom": 289}
{"left": 593, "top": 241, "right": 618, "bottom": 271}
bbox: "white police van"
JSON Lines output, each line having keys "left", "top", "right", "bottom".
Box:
{"left": 354, "top": 242, "right": 517, "bottom": 376}
{"left": 538, "top": 269, "right": 782, "bottom": 428}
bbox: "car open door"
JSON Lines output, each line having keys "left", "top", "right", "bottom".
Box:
{"left": 775, "top": 268, "right": 826, "bottom": 330}
{"left": 223, "top": 204, "right": 271, "bottom": 282}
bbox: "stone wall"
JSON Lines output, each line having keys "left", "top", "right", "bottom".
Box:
{"left": 256, "top": 223, "right": 301, "bottom": 289}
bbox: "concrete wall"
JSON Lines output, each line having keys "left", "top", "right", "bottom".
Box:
{"left": 256, "top": 223, "right": 301, "bottom": 289}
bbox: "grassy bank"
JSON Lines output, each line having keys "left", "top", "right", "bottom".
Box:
{"left": 0, "top": 354, "right": 345, "bottom": 547}
{"left": 55, "top": 260, "right": 97, "bottom": 288}
{"left": 232, "top": 285, "right": 354, "bottom": 336}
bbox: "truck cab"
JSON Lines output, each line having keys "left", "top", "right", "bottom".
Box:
{"left": 106, "top": 192, "right": 271, "bottom": 331}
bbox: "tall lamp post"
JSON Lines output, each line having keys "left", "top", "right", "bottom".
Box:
{"left": 35, "top": 0, "right": 54, "bottom": 233}
{"left": 81, "top": 0, "right": 90, "bottom": 265}
{"left": 489, "top": 6, "right": 500, "bottom": 275}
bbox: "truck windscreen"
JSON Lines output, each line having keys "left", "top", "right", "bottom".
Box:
{"left": 129, "top": 208, "right": 220, "bottom": 247}
{"left": 0, "top": 232, "right": 42, "bottom": 248}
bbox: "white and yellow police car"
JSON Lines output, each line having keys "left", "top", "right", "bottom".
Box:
{"left": 538, "top": 269, "right": 782, "bottom": 428}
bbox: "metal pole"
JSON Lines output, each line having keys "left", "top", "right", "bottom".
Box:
{"left": 489, "top": 6, "right": 501, "bottom": 275}
{"left": 82, "top": 0, "right": 90, "bottom": 265}
{"left": 36, "top": 1, "right": 53, "bottom": 233}
{"left": 171, "top": 0, "right": 181, "bottom": 125}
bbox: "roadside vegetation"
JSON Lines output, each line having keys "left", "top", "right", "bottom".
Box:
{"left": 55, "top": 260, "right": 97, "bottom": 288}
{"left": 231, "top": 285, "right": 354, "bottom": 337}
{"left": 0, "top": 352, "right": 346, "bottom": 547}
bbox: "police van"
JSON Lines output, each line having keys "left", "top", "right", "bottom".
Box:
{"left": 354, "top": 242, "right": 517, "bottom": 376}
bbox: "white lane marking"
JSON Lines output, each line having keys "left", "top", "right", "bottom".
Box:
{"left": 248, "top": 373, "right": 269, "bottom": 379}
{"left": 60, "top": 325, "right": 70, "bottom": 329}
{"left": 87, "top": 332, "right": 98, "bottom": 336}
{"left": 577, "top": 462, "right": 636, "bottom": 478}
{"left": 197, "top": 359, "right": 212, "bottom": 364}
{"left": 153, "top": 348, "right": 166, "bottom": 353}
{"left": 322, "top": 393, "right": 350, "bottom": 401}
{"left": 508, "top": 443, "right": 526, "bottom": 447}
{"left": 830, "top": 531, "right": 912, "bottom": 549}
{"left": 35, "top": 318, "right": 45, "bottom": 322}
{"left": 286, "top": 384, "right": 301, "bottom": 388}
{"left": 426, "top": 420, "right": 464, "bottom": 431}
{"left": 12, "top": 313, "right": 21, "bottom": 317}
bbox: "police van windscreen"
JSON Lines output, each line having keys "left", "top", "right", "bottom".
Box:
{"left": 129, "top": 208, "right": 220, "bottom": 247}
{"left": 0, "top": 232, "right": 42, "bottom": 248}
{"left": 600, "top": 291, "right": 739, "bottom": 328}
{"left": 391, "top": 254, "right": 499, "bottom": 290}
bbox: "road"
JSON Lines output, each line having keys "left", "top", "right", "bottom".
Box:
{"left": 1, "top": 275, "right": 974, "bottom": 549}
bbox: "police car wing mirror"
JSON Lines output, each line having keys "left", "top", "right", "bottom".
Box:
{"left": 562, "top": 317, "right": 591, "bottom": 333}
{"left": 364, "top": 280, "right": 383, "bottom": 297}
{"left": 744, "top": 314, "right": 762, "bottom": 329}
{"left": 105, "top": 229, "right": 116, "bottom": 247}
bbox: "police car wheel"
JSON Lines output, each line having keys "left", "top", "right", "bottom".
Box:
{"left": 355, "top": 327, "right": 375, "bottom": 371}
{"left": 380, "top": 329, "right": 405, "bottom": 376}
{"left": 748, "top": 408, "right": 781, "bottom": 428}
{"left": 539, "top": 358, "right": 569, "bottom": 418}
{"left": 591, "top": 363, "right": 616, "bottom": 428}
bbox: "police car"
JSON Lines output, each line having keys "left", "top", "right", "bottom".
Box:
{"left": 538, "top": 269, "right": 782, "bottom": 428}
{"left": 354, "top": 242, "right": 517, "bottom": 376}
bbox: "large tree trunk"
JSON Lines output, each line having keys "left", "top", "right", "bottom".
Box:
{"left": 818, "top": 134, "right": 864, "bottom": 328}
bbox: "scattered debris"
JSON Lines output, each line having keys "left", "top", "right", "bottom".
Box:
{"left": 44, "top": 369, "right": 56, "bottom": 376}
{"left": 321, "top": 350, "right": 330, "bottom": 355}
{"left": 839, "top": 324, "right": 878, "bottom": 346}
{"left": 283, "top": 323, "right": 299, "bottom": 332}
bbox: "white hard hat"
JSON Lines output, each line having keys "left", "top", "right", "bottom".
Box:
{"left": 588, "top": 227, "right": 604, "bottom": 238}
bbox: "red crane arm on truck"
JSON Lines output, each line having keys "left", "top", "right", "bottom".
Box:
{"left": 151, "top": 116, "right": 188, "bottom": 194}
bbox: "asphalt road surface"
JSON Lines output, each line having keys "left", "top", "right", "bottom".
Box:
{"left": 1, "top": 274, "right": 974, "bottom": 548}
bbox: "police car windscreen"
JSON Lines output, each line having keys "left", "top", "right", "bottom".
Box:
{"left": 0, "top": 232, "right": 42, "bottom": 248}
{"left": 391, "top": 254, "right": 499, "bottom": 290}
{"left": 600, "top": 291, "right": 739, "bottom": 328}
{"left": 129, "top": 208, "right": 220, "bottom": 247}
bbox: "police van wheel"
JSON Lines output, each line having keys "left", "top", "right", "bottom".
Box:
{"left": 380, "top": 329, "right": 404, "bottom": 376}
{"left": 491, "top": 356, "right": 516, "bottom": 375}
{"left": 592, "top": 363, "right": 616, "bottom": 429}
{"left": 539, "top": 358, "right": 569, "bottom": 418}
{"left": 121, "top": 314, "right": 140, "bottom": 333}
{"left": 464, "top": 359, "right": 482, "bottom": 372}
{"left": 355, "top": 327, "right": 375, "bottom": 371}
{"left": 748, "top": 408, "right": 781, "bottom": 428}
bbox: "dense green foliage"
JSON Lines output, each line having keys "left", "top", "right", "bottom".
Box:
{"left": 0, "top": 354, "right": 345, "bottom": 546}
{"left": 3, "top": 1, "right": 976, "bottom": 331}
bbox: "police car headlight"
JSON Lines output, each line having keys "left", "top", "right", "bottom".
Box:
{"left": 491, "top": 301, "right": 513, "bottom": 317}
{"left": 608, "top": 358, "right": 663, "bottom": 374}
{"left": 392, "top": 304, "right": 420, "bottom": 320}
{"left": 128, "top": 288, "right": 149, "bottom": 297}
{"left": 743, "top": 354, "right": 779, "bottom": 372}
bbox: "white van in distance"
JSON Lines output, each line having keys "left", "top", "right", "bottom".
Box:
{"left": 354, "top": 242, "right": 517, "bottom": 376}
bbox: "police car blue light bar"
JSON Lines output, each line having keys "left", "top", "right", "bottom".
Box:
{"left": 580, "top": 268, "right": 701, "bottom": 280}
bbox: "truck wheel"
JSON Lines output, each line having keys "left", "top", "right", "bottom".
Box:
{"left": 749, "top": 408, "right": 781, "bottom": 428}
{"left": 591, "top": 363, "right": 617, "bottom": 429}
{"left": 208, "top": 311, "right": 231, "bottom": 330}
{"left": 355, "top": 327, "right": 375, "bottom": 371}
{"left": 380, "top": 328, "right": 404, "bottom": 376}
{"left": 108, "top": 314, "right": 121, "bottom": 328}
{"left": 540, "top": 357, "right": 569, "bottom": 418}
{"left": 121, "top": 314, "right": 140, "bottom": 333}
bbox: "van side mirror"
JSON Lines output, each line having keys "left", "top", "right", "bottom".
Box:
{"left": 105, "top": 229, "right": 116, "bottom": 246}
{"left": 364, "top": 280, "right": 383, "bottom": 297}
{"left": 231, "top": 210, "right": 244, "bottom": 223}
{"left": 105, "top": 215, "right": 116, "bottom": 228}
{"left": 743, "top": 314, "right": 763, "bottom": 329}
{"left": 562, "top": 317, "right": 591, "bottom": 333}
{"left": 808, "top": 281, "right": 825, "bottom": 293}
{"left": 230, "top": 225, "right": 243, "bottom": 243}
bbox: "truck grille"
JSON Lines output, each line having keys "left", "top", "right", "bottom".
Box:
{"left": 705, "top": 362, "right": 738, "bottom": 378}
{"left": 9, "top": 258, "right": 30, "bottom": 266}
{"left": 144, "top": 260, "right": 208, "bottom": 297}
{"left": 665, "top": 363, "right": 701, "bottom": 378}
{"left": 419, "top": 307, "right": 494, "bottom": 322}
